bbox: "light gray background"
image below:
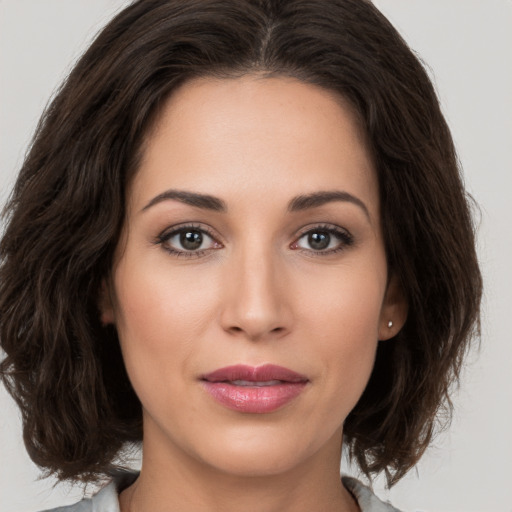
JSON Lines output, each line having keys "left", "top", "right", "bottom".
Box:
{"left": 1, "top": 1, "right": 511, "bottom": 511}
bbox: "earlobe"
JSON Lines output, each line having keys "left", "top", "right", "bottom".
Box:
{"left": 378, "top": 274, "right": 408, "bottom": 341}
{"left": 98, "top": 280, "right": 115, "bottom": 326}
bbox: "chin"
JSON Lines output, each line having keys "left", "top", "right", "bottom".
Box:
{"left": 189, "top": 421, "right": 341, "bottom": 478}
{"left": 203, "top": 445, "right": 308, "bottom": 478}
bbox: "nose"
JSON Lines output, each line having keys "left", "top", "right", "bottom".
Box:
{"left": 219, "top": 245, "right": 293, "bottom": 341}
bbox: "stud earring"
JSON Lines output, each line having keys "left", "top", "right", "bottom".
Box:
{"left": 387, "top": 320, "right": 393, "bottom": 328}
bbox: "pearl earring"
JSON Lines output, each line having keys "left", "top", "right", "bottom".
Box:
{"left": 387, "top": 320, "right": 393, "bottom": 328}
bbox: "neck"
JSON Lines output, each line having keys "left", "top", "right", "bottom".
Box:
{"left": 119, "top": 427, "right": 359, "bottom": 512}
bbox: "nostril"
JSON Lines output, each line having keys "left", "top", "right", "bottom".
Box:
{"left": 226, "top": 325, "right": 286, "bottom": 338}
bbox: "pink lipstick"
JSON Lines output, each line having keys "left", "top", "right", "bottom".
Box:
{"left": 201, "top": 364, "right": 308, "bottom": 413}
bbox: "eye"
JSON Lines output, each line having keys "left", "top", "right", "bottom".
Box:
{"left": 156, "top": 225, "right": 222, "bottom": 257}
{"left": 291, "top": 226, "right": 353, "bottom": 254}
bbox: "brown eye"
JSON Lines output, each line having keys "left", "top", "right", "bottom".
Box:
{"left": 293, "top": 226, "right": 354, "bottom": 254}
{"left": 180, "top": 230, "right": 203, "bottom": 250}
{"left": 307, "top": 231, "right": 330, "bottom": 250}
{"left": 158, "top": 226, "right": 221, "bottom": 256}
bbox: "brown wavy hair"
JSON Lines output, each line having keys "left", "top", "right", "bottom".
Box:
{"left": 0, "top": 0, "right": 481, "bottom": 486}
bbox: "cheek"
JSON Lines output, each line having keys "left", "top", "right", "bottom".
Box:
{"left": 297, "top": 263, "right": 386, "bottom": 405}
{"left": 114, "top": 252, "right": 216, "bottom": 335}
{"left": 298, "top": 260, "right": 386, "bottom": 339}
{"left": 317, "top": 296, "right": 381, "bottom": 381}
{"left": 110, "top": 255, "right": 220, "bottom": 393}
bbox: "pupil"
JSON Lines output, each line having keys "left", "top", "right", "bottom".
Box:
{"left": 308, "top": 231, "right": 330, "bottom": 250}
{"left": 180, "top": 230, "right": 202, "bottom": 250}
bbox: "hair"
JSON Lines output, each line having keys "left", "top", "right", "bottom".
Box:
{"left": 0, "top": 0, "right": 481, "bottom": 487}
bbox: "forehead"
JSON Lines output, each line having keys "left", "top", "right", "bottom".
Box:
{"left": 131, "top": 75, "right": 378, "bottom": 218}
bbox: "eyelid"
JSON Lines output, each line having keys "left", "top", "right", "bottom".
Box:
{"left": 157, "top": 222, "right": 217, "bottom": 241}
{"left": 154, "top": 222, "right": 353, "bottom": 258}
{"left": 290, "top": 223, "right": 354, "bottom": 255}
{"left": 155, "top": 223, "right": 223, "bottom": 258}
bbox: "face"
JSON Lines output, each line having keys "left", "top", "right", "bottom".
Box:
{"left": 102, "top": 75, "right": 406, "bottom": 478}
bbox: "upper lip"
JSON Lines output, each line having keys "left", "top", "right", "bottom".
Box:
{"left": 202, "top": 364, "right": 308, "bottom": 383}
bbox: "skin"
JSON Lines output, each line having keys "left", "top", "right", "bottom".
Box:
{"left": 101, "top": 75, "right": 407, "bottom": 512}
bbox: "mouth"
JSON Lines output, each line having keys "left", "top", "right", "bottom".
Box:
{"left": 200, "top": 364, "right": 308, "bottom": 413}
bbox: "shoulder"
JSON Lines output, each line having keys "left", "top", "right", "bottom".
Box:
{"left": 342, "top": 476, "right": 403, "bottom": 512}
{"left": 38, "top": 483, "right": 116, "bottom": 512}
{"left": 39, "top": 470, "right": 138, "bottom": 512}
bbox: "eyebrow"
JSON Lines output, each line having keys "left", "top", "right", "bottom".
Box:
{"left": 288, "top": 191, "right": 370, "bottom": 219}
{"left": 142, "top": 190, "right": 227, "bottom": 212}
{"left": 141, "top": 188, "right": 369, "bottom": 219}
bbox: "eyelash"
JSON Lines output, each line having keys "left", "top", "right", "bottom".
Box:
{"left": 155, "top": 224, "right": 221, "bottom": 259}
{"left": 155, "top": 223, "right": 354, "bottom": 258}
{"left": 292, "top": 224, "right": 354, "bottom": 256}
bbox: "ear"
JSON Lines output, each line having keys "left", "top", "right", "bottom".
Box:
{"left": 378, "top": 274, "right": 408, "bottom": 341}
{"left": 98, "top": 279, "right": 115, "bottom": 326}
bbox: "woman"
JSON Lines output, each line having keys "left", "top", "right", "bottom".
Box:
{"left": 0, "top": 1, "right": 482, "bottom": 511}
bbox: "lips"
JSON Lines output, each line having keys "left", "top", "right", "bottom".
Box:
{"left": 201, "top": 364, "right": 308, "bottom": 413}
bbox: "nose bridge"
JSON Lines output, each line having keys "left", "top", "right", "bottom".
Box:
{"left": 221, "top": 236, "right": 290, "bottom": 340}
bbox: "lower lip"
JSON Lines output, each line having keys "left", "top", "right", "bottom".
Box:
{"left": 201, "top": 381, "right": 307, "bottom": 413}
